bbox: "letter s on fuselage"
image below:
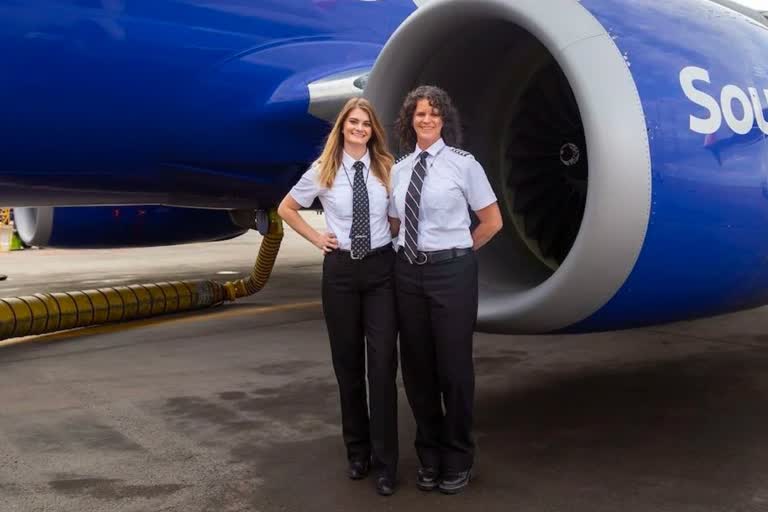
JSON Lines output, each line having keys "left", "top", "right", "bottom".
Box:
{"left": 680, "top": 65, "right": 768, "bottom": 135}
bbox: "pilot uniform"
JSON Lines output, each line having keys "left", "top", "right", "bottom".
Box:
{"left": 388, "top": 137, "right": 496, "bottom": 476}
{"left": 290, "top": 150, "right": 398, "bottom": 480}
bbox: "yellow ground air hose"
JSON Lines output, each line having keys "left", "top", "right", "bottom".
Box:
{"left": 0, "top": 210, "right": 283, "bottom": 342}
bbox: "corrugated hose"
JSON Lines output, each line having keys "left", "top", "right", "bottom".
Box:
{"left": 0, "top": 209, "right": 284, "bottom": 342}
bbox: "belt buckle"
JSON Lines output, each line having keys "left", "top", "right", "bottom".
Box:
{"left": 350, "top": 251, "right": 365, "bottom": 260}
{"left": 413, "top": 251, "right": 428, "bottom": 265}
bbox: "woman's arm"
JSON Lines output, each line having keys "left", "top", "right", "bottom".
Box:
{"left": 471, "top": 202, "right": 503, "bottom": 251}
{"left": 277, "top": 195, "right": 338, "bottom": 253}
{"left": 388, "top": 217, "right": 401, "bottom": 238}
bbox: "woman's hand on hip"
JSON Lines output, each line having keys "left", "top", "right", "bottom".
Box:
{"left": 314, "top": 232, "right": 339, "bottom": 254}
{"left": 278, "top": 194, "right": 335, "bottom": 253}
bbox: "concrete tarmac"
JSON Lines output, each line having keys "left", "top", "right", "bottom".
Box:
{"left": 2, "top": 215, "right": 768, "bottom": 511}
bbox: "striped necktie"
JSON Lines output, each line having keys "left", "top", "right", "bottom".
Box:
{"left": 350, "top": 161, "right": 371, "bottom": 259}
{"left": 404, "top": 151, "right": 429, "bottom": 263}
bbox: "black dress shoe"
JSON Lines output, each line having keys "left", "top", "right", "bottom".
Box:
{"left": 347, "top": 459, "right": 370, "bottom": 480}
{"left": 416, "top": 466, "right": 440, "bottom": 491}
{"left": 438, "top": 468, "right": 472, "bottom": 494}
{"left": 375, "top": 473, "right": 396, "bottom": 496}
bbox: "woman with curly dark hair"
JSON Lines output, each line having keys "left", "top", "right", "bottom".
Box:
{"left": 388, "top": 85, "right": 503, "bottom": 495}
{"left": 393, "top": 86, "right": 464, "bottom": 151}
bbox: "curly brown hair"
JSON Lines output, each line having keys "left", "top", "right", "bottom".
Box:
{"left": 394, "top": 85, "right": 463, "bottom": 153}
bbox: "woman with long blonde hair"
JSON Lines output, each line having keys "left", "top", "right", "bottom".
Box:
{"left": 278, "top": 97, "right": 398, "bottom": 496}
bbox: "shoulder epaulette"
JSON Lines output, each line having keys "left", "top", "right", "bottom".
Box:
{"left": 449, "top": 147, "right": 473, "bottom": 158}
{"left": 395, "top": 152, "right": 413, "bottom": 164}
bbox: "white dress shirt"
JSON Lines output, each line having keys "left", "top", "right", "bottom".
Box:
{"left": 388, "top": 138, "right": 497, "bottom": 251}
{"left": 290, "top": 150, "right": 392, "bottom": 251}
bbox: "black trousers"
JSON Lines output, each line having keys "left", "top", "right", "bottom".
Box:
{"left": 322, "top": 247, "right": 398, "bottom": 477}
{"left": 396, "top": 250, "right": 478, "bottom": 472}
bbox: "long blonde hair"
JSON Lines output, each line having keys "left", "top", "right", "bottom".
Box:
{"left": 316, "top": 97, "right": 394, "bottom": 191}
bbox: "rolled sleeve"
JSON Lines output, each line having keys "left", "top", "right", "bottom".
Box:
{"left": 289, "top": 166, "right": 321, "bottom": 208}
{"left": 464, "top": 159, "right": 497, "bottom": 211}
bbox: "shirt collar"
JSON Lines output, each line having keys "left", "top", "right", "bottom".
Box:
{"left": 342, "top": 149, "right": 370, "bottom": 170}
{"left": 414, "top": 138, "right": 445, "bottom": 158}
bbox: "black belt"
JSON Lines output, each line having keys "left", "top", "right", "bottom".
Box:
{"left": 397, "top": 246, "right": 473, "bottom": 265}
{"left": 331, "top": 244, "right": 393, "bottom": 260}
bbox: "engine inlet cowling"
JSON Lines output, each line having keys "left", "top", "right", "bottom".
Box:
{"left": 366, "top": 0, "right": 651, "bottom": 333}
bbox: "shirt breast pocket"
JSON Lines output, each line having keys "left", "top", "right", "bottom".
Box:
{"left": 328, "top": 187, "right": 353, "bottom": 220}
{"left": 368, "top": 183, "right": 389, "bottom": 218}
{"left": 424, "top": 176, "right": 464, "bottom": 212}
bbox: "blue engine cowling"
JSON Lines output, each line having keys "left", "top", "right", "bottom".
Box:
{"left": 366, "top": 0, "right": 768, "bottom": 332}
{"left": 13, "top": 206, "right": 247, "bottom": 248}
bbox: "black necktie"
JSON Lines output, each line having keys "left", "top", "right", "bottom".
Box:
{"left": 350, "top": 161, "right": 371, "bottom": 259}
{"left": 404, "top": 152, "right": 428, "bottom": 263}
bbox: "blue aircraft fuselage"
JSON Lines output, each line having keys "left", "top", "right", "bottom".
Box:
{"left": 0, "top": 0, "right": 416, "bottom": 208}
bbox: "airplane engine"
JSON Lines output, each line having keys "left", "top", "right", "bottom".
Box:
{"left": 13, "top": 206, "right": 248, "bottom": 249}
{"left": 366, "top": 0, "right": 768, "bottom": 333}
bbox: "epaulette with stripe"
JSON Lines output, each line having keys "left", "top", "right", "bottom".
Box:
{"left": 449, "top": 147, "right": 473, "bottom": 158}
{"left": 395, "top": 152, "right": 413, "bottom": 164}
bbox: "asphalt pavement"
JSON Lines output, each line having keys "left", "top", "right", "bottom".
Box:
{"left": 1, "top": 214, "right": 768, "bottom": 511}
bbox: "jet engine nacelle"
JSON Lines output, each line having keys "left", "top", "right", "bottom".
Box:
{"left": 13, "top": 206, "right": 248, "bottom": 249}
{"left": 366, "top": 0, "right": 768, "bottom": 333}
